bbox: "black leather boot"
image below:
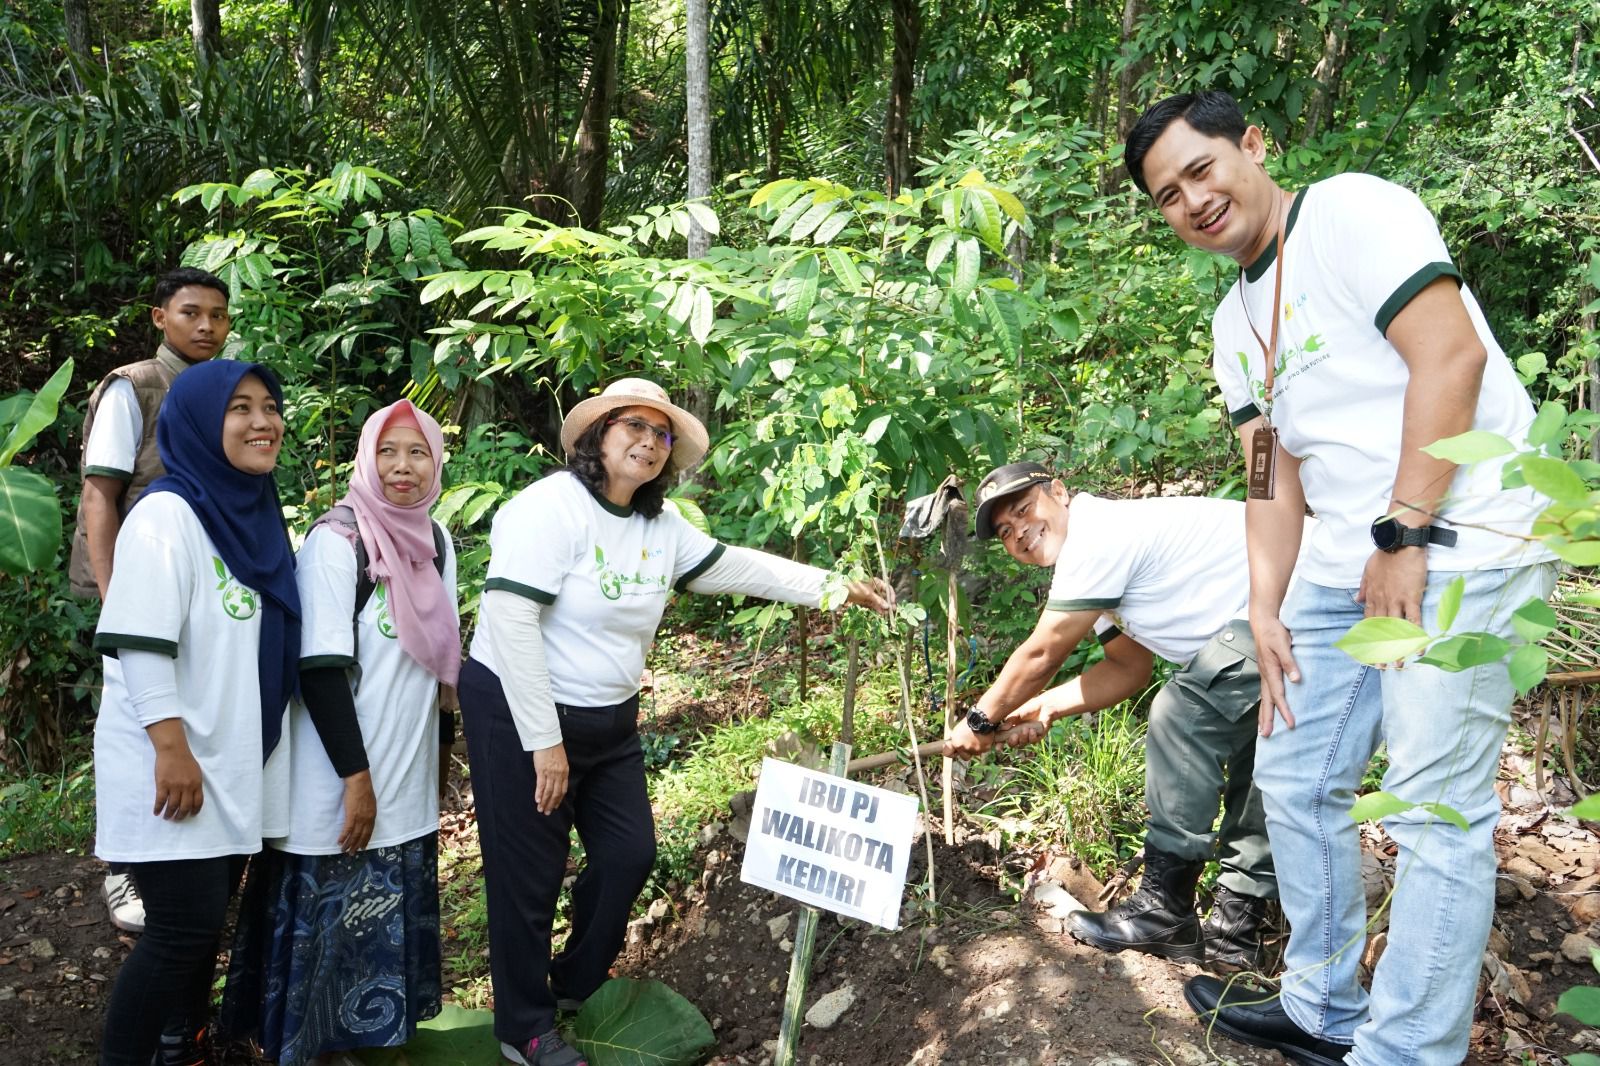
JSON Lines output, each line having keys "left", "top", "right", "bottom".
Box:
{"left": 1202, "top": 884, "right": 1273, "bottom": 973}
{"left": 1066, "top": 847, "right": 1204, "bottom": 962}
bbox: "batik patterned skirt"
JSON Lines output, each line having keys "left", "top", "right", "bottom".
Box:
{"left": 222, "top": 834, "right": 442, "bottom": 1065}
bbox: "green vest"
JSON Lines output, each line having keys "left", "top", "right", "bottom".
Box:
{"left": 69, "top": 345, "right": 198, "bottom": 599}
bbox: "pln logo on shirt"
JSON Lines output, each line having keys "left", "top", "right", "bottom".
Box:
{"left": 212, "top": 556, "right": 258, "bottom": 620}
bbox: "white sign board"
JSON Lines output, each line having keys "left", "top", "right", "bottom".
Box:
{"left": 740, "top": 757, "right": 920, "bottom": 930}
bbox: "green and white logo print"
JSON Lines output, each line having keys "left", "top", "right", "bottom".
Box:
{"left": 595, "top": 545, "right": 624, "bottom": 600}
{"left": 593, "top": 544, "right": 668, "bottom": 601}
{"left": 212, "top": 556, "right": 258, "bottom": 620}
{"left": 374, "top": 582, "right": 398, "bottom": 638}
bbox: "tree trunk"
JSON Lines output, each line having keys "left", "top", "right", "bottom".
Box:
{"left": 572, "top": 0, "right": 621, "bottom": 229}
{"left": 884, "top": 0, "right": 920, "bottom": 196}
{"left": 191, "top": 0, "right": 222, "bottom": 66}
{"left": 64, "top": 0, "right": 92, "bottom": 58}
{"left": 1113, "top": 0, "right": 1150, "bottom": 162}
{"left": 1303, "top": 15, "right": 1350, "bottom": 142}
{"left": 294, "top": 4, "right": 332, "bottom": 110}
{"left": 760, "top": 0, "right": 785, "bottom": 181}
{"left": 686, "top": 0, "right": 712, "bottom": 259}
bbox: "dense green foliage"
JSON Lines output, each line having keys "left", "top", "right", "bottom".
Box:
{"left": 0, "top": 1, "right": 1595, "bottom": 883}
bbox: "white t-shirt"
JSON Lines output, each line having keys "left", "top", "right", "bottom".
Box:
{"left": 1045, "top": 494, "right": 1252, "bottom": 665}
{"left": 93, "top": 493, "right": 290, "bottom": 861}
{"left": 82, "top": 377, "right": 143, "bottom": 480}
{"left": 274, "top": 524, "right": 457, "bottom": 855}
{"left": 1213, "top": 173, "right": 1553, "bottom": 586}
{"left": 468, "top": 471, "right": 722, "bottom": 708}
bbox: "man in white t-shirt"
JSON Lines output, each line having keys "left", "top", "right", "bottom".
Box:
{"left": 1126, "top": 91, "right": 1556, "bottom": 1066}
{"left": 945, "top": 462, "right": 1280, "bottom": 973}
{"left": 70, "top": 267, "right": 232, "bottom": 934}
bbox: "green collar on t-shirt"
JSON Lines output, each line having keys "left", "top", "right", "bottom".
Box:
{"left": 1242, "top": 188, "right": 1308, "bottom": 283}
{"left": 584, "top": 483, "right": 635, "bottom": 518}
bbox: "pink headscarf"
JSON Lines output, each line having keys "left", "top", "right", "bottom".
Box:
{"left": 313, "top": 400, "right": 461, "bottom": 685}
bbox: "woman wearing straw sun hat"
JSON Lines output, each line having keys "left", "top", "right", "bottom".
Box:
{"left": 459, "top": 378, "right": 892, "bottom": 1066}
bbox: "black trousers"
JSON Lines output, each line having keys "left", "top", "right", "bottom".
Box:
{"left": 459, "top": 658, "right": 657, "bottom": 1044}
{"left": 99, "top": 854, "right": 247, "bottom": 1065}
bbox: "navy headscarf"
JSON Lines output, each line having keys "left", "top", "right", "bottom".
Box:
{"left": 144, "top": 361, "right": 300, "bottom": 760}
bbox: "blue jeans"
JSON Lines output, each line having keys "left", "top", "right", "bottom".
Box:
{"left": 1255, "top": 563, "right": 1556, "bottom": 1066}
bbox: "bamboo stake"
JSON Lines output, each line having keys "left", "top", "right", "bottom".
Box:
{"left": 773, "top": 636, "right": 858, "bottom": 1066}
{"left": 942, "top": 567, "right": 958, "bottom": 845}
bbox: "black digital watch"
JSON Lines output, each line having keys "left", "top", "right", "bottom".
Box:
{"left": 1370, "top": 515, "right": 1458, "bottom": 553}
{"left": 965, "top": 708, "right": 1000, "bottom": 736}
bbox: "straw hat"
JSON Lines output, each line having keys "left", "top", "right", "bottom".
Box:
{"left": 558, "top": 377, "right": 710, "bottom": 468}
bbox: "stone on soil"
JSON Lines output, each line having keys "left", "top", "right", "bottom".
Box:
{"left": 804, "top": 983, "right": 856, "bottom": 1029}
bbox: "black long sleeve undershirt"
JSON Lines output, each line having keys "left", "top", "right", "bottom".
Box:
{"left": 299, "top": 665, "right": 370, "bottom": 778}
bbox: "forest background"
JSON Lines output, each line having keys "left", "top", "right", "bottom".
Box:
{"left": 0, "top": 0, "right": 1597, "bottom": 903}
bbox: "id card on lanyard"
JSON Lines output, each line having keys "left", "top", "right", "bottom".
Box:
{"left": 1243, "top": 203, "right": 1290, "bottom": 501}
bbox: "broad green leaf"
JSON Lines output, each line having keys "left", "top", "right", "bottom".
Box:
{"left": 1556, "top": 985, "right": 1600, "bottom": 1027}
{"left": 1515, "top": 351, "right": 1548, "bottom": 382}
{"left": 788, "top": 201, "right": 836, "bottom": 242}
{"left": 785, "top": 254, "right": 819, "bottom": 329}
{"left": 1508, "top": 643, "right": 1547, "bottom": 696}
{"left": 989, "top": 186, "right": 1027, "bottom": 224}
{"left": 688, "top": 286, "right": 714, "bottom": 346}
{"left": 1511, "top": 597, "right": 1557, "bottom": 642}
{"left": 824, "top": 248, "right": 863, "bottom": 293}
{"left": 1567, "top": 1054, "right": 1600, "bottom": 1066}
{"left": 978, "top": 288, "right": 1023, "bottom": 366}
{"left": 749, "top": 179, "right": 797, "bottom": 208}
{"left": 1417, "top": 633, "right": 1511, "bottom": 671}
{"left": 769, "top": 191, "right": 814, "bottom": 240}
{"left": 0, "top": 358, "right": 73, "bottom": 466}
{"left": 1334, "top": 617, "right": 1430, "bottom": 665}
{"left": 813, "top": 210, "right": 851, "bottom": 245}
{"left": 354, "top": 1004, "right": 500, "bottom": 1063}
{"left": 684, "top": 201, "right": 719, "bottom": 236}
{"left": 955, "top": 168, "right": 987, "bottom": 188}
{"left": 664, "top": 496, "right": 709, "bottom": 535}
{"left": 0, "top": 467, "right": 62, "bottom": 576}
{"left": 863, "top": 414, "right": 892, "bottom": 445}
{"left": 1567, "top": 589, "right": 1600, "bottom": 607}
{"left": 1435, "top": 575, "right": 1464, "bottom": 632}
{"left": 925, "top": 232, "right": 955, "bottom": 274}
{"left": 968, "top": 189, "right": 1003, "bottom": 251}
{"left": 666, "top": 282, "right": 696, "bottom": 330}
{"left": 1520, "top": 456, "right": 1589, "bottom": 503}
{"left": 1414, "top": 802, "right": 1470, "bottom": 831}
{"left": 1527, "top": 399, "right": 1565, "bottom": 450}
{"left": 1572, "top": 793, "right": 1600, "bottom": 821}
{"left": 951, "top": 237, "right": 979, "bottom": 300}
{"left": 1553, "top": 539, "right": 1600, "bottom": 566}
{"left": 1348, "top": 790, "right": 1413, "bottom": 823}
{"left": 1421, "top": 430, "right": 1513, "bottom": 465}
{"left": 571, "top": 978, "right": 714, "bottom": 1066}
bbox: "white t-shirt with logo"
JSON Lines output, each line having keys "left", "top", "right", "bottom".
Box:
{"left": 82, "top": 377, "right": 143, "bottom": 480}
{"left": 1213, "top": 173, "right": 1553, "bottom": 586}
{"left": 274, "top": 523, "right": 457, "bottom": 855}
{"left": 94, "top": 492, "right": 290, "bottom": 861}
{"left": 469, "top": 471, "right": 723, "bottom": 708}
{"left": 1045, "top": 494, "right": 1253, "bottom": 665}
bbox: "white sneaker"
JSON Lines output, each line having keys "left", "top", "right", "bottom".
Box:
{"left": 102, "top": 872, "right": 145, "bottom": 933}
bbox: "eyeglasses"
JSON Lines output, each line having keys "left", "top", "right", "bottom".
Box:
{"left": 606, "top": 416, "right": 674, "bottom": 448}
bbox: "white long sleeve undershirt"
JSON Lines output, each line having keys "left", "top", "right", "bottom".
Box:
{"left": 478, "top": 589, "right": 561, "bottom": 752}
{"left": 119, "top": 648, "right": 183, "bottom": 727}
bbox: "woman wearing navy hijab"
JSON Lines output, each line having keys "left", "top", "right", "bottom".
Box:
{"left": 93, "top": 360, "right": 299, "bottom": 1065}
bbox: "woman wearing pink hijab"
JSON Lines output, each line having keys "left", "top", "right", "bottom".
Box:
{"left": 222, "top": 400, "right": 461, "bottom": 1065}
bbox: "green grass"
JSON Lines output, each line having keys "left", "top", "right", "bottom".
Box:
{"left": 0, "top": 750, "right": 95, "bottom": 859}
{"left": 977, "top": 703, "right": 1150, "bottom": 877}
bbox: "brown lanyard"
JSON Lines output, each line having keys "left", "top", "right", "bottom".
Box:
{"left": 1242, "top": 199, "right": 1289, "bottom": 500}
{"left": 1240, "top": 203, "right": 1289, "bottom": 422}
